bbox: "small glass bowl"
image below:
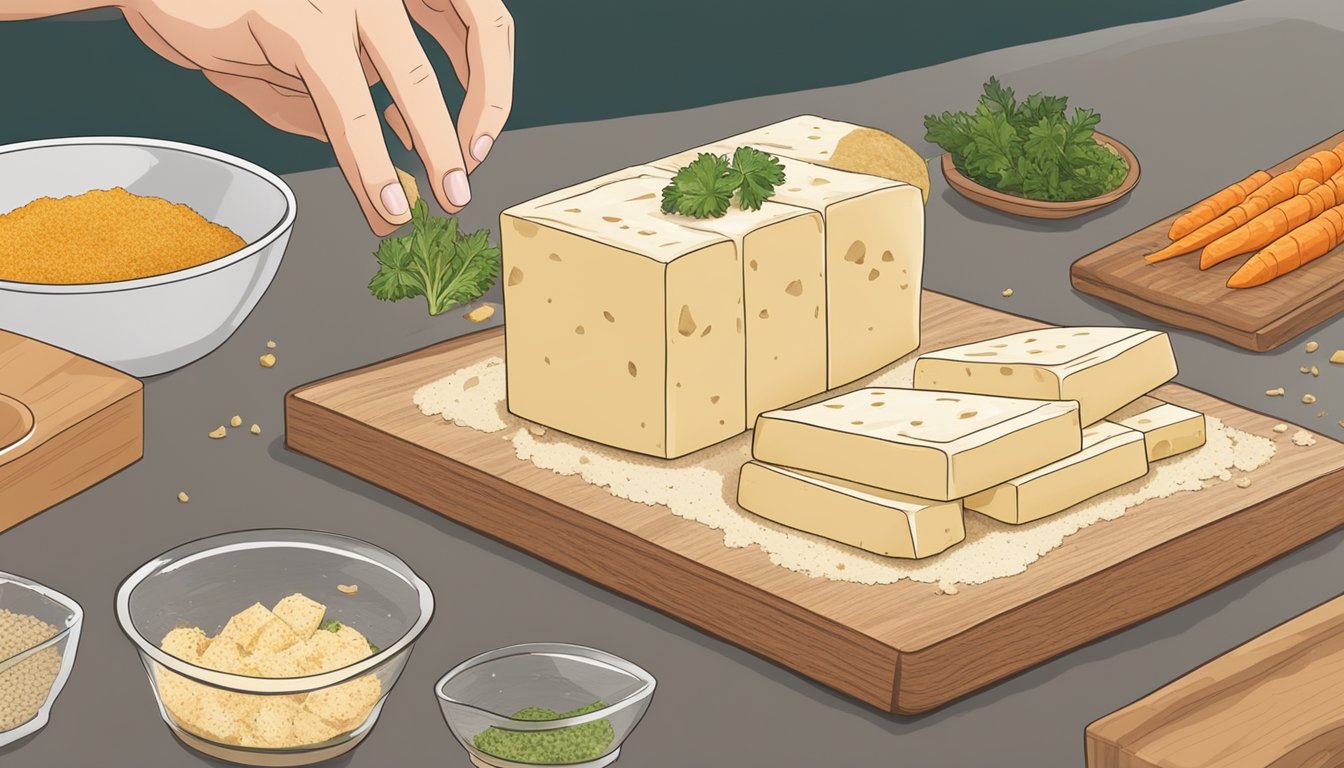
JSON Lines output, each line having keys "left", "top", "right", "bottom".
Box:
{"left": 436, "top": 643, "right": 656, "bottom": 768}
{"left": 114, "top": 529, "right": 434, "bottom": 767}
{"left": 0, "top": 571, "right": 83, "bottom": 748}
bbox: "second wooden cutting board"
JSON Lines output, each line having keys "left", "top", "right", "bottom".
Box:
{"left": 1072, "top": 130, "right": 1344, "bottom": 352}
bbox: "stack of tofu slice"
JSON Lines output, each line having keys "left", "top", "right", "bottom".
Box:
{"left": 501, "top": 116, "right": 924, "bottom": 458}
{"left": 738, "top": 327, "right": 1209, "bottom": 559}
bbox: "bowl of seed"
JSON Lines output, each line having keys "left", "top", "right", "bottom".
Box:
{"left": 0, "top": 571, "right": 83, "bottom": 748}
{"left": 436, "top": 643, "right": 656, "bottom": 768}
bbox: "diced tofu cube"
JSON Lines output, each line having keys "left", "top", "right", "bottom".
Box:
{"left": 291, "top": 708, "right": 342, "bottom": 746}
{"left": 160, "top": 626, "right": 210, "bottom": 664}
{"left": 214, "top": 603, "right": 277, "bottom": 650}
{"left": 249, "top": 618, "right": 300, "bottom": 656}
{"left": 272, "top": 594, "right": 326, "bottom": 640}
{"left": 198, "top": 638, "right": 248, "bottom": 674}
{"left": 303, "top": 675, "right": 382, "bottom": 731}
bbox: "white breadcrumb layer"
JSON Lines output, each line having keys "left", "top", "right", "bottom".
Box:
{"left": 414, "top": 355, "right": 1277, "bottom": 591}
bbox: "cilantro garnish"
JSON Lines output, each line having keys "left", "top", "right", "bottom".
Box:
{"left": 661, "top": 149, "right": 787, "bottom": 219}
{"left": 369, "top": 199, "right": 501, "bottom": 316}
{"left": 320, "top": 620, "right": 342, "bottom": 633}
{"left": 924, "top": 77, "right": 1128, "bottom": 203}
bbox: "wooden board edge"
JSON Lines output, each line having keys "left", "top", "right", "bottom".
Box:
{"left": 0, "top": 386, "right": 144, "bottom": 533}
{"left": 1083, "top": 728, "right": 1132, "bottom": 768}
{"left": 890, "top": 464, "right": 1344, "bottom": 714}
{"left": 285, "top": 327, "right": 505, "bottom": 405}
{"left": 1070, "top": 271, "right": 1264, "bottom": 350}
{"left": 284, "top": 391, "right": 905, "bottom": 712}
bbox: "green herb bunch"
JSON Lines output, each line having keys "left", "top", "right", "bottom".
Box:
{"left": 661, "top": 147, "right": 787, "bottom": 218}
{"left": 369, "top": 199, "right": 501, "bottom": 316}
{"left": 924, "top": 77, "right": 1128, "bottom": 203}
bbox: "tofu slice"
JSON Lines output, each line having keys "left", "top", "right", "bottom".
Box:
{"left": 751, "top": 387, "right": 1082, "bottom": 501}
{"left": 1105, "top": 396, "right": 1207, "bottom": 461}
{"left": 503, "top": 173, "right": 746, "bottom": 457}
{"left": 964, "top": 422, "right": 1149, "bottom": 525}
{"left": 737, "top": 461, "right": 964, "bottom": 559}
{"left": 912, "top": 327, "right": 1178, "bottom": 425}
{"left": 674, "top": 201, "right": 826, "bottom": 422}
{"left": 653, "top": 148, "right": 924, "bottom": 388}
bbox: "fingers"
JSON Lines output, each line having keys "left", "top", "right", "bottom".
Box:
{"left": 297, "top": 41, "right": 410, "bottom": 234}
{"left": 452, "top": 0, "right": 514, "bottom": 171}
{"left": 360, "top": 9, "right": 472, "bottom": 213}
{"left": 384, "top": 104, "right": 414, "bottom": 151}
{"left": 203, "top": 71, "right": 327, "bottom": 142}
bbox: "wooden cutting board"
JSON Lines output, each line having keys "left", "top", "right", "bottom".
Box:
{"left": 0, "top": 331, "right": 144, "bottom": 532}
{"left": 285, "top": 291, "right": 1344, "bottom": 714}
{"left": 1071, "top": 131, "right": 1344, "bottom": 352}
{"left": 1086, "top": 593, "right": 1344, "bottom": 767}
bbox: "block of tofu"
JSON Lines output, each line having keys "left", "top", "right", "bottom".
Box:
{"left": 706, "top": 114, "right": 931, "bottom": 201}
{"left": 249, "top": 618, "right": 300, "bottom": 655}
{"left": 503, "top": 174, "right": 747, "bottom": 457}
{"left": 654, "top": 148, "right": 924, "bottom": 388}
{"left": 674, "top": 201, "right": 826, "bottom": 422}
{"left": 964, "top": 422, "right": 1149, "bottom": 525}
{"left": 737, "top": 461, "right": 965, "bottom": 559}
{"left": 160, "top": 627, "right": 210, "bottom": 664}
{"left": 912, "top": 327, "right": 1178, "bottom": 425}
{"left": 1106, "top": 396, "right": 1207, "bottom": 461}
{"left": 272, "top": 593, "right": 326, "bottom": 640}
{"left": 751, "top": 387, "right": 1082, "bottom": 501}
{"left": 198, "top": 638, "right": 248, "bottom": 674}
{"left": 304, "top": 675, "right": 383, "bottom": 731}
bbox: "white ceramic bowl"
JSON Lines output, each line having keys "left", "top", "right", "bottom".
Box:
{"left": 0, "top": 137, "right": 295, "bottom": 376}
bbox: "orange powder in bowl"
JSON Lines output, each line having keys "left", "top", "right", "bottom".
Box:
{"left": 0, "top": 187, "right": 246, "bottom": 284}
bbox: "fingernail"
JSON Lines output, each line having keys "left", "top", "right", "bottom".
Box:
{"left": 471, "top": 135, "right": 494, "bottom": 163}
{"left": 445, "top": 170, "right": 471, "bottom": 207}
{"left": 380, "top": 182, "right": 410, "bottom": 218}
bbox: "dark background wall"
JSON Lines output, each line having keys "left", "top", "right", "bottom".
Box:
{"left": 3, "top": 1, "right": 1237, "bottom": 174}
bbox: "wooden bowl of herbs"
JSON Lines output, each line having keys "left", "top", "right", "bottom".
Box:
{"left": 927, "top": 78, "right": 1140, "bottom": 219}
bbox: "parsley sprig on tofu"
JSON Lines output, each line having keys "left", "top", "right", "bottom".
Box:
{"left": 661, "top": 147, "right": 787, "bottom": 219}
{"left": 369, "top": 199, "right": 501, "bottom": 316}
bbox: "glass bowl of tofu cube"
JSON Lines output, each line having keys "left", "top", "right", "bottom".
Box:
{"left": 436, "top": 643, "right": 656, "bottom": 768}
{"left": 0, "top": 572, "right": 83, "bottom": 748}
{"left": 114, "top": 529, "right": 435, "bottom": 766}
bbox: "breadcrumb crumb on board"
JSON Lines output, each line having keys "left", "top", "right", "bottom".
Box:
{"left": 413, "top": 355, "right": 1277, "bottom": 592}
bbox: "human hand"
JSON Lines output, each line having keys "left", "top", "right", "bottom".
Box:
{"left": 119, "top": 0, "right": 514, "bottom": 235}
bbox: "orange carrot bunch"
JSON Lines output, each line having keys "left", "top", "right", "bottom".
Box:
{"left": 1145, "top": 141, "right": 1344, "bottom": 288}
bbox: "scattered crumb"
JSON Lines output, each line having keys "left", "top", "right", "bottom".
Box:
{"left": 259, "top": 353, "right": 276, "bottom": 368}
{"left": 250, "top": 423, "right": 262, "bottom": 435}
{"left": 1273, "top": 423, "right": 1289, "bottom": 433}
{"left": 1235, "top": 477, "right": 1252, "bottom": 489}
{"left": 1311, "top": 366, "right": 1320, "bottom": 377}
{"left": 266, "top": 340, "right": 277, "bottom": 349}
{"left": 177, "top": 491, "right": 189, "bottom": 503}
{"left": 1292, "top": 430, "right": 1317, "bottom": 447}
{"left": 1001, "top": 288, "right": 1014, "bottom": 298}
{"left": 1318, "top": 411, "right": 1327, "bottom": 419}
{"left": 336, "top": 584, "right": 358, "bottom": 596}
{"left": 1307, "top": 341, "right": 1320, "bottom": 353}
{"left": 1300, "top": 366, "right": 1311, "bottom": 374}
{"left": 1266, "top": 387, "right": 1285, "bottom": 397}
{"left": 465, "top": 305, "right": 496, "bottom": 323}
{"left": 229, "top": 415, "right": 242, "bottom": 428}
{"left": 1332, "top": 350, "right": 1344, "bottom": 365}
{"left": 413, "top": 357, "right": 508, "bottom": 432}
{"left": 208, "top": 426, "right": 227, "bottom": 439}
{"left": 1303, "top": 394, "right": 1317, "bottom": 404}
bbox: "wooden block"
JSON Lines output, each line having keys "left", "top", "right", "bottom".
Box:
{"left": 1071, "top": 130, "right": 1344, "bottom": 352}
{"left": 1087, "top": 593, "right": 1344, "bottom": 768}
{"left": 0, "top": 331, "right": 143, "bottom": 532}
{"left": 286, "top": 291, "right": 1344, "bottom": 714}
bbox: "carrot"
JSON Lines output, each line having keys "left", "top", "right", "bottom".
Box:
{"left": 1168, "top": 170, "right": 1272, "bottom": 240}
{"left": 1299, "top": 178, "right": 1321, "bottom": 194}
{"left": 1227, "top": 205, "right": 1344, "bottom": 288}
{"left": 1200, "top": 173, "right": 1344, "bottom": 268}
{"left": 1147, "top": 149, "right": 1344, "bottom": 264}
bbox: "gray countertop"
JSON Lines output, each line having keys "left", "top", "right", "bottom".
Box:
{"left": 5, "top": 1, "right": 1344, "bottom": 765}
